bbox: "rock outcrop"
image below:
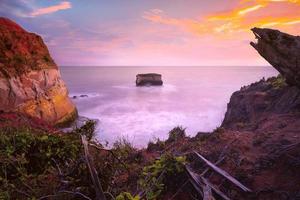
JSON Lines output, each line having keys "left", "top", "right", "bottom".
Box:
{"left": 136, "top": 73, "right": 163, "bottom": 86}
{"left": 222, "top": 76, "right": 300, "bottom": 131}
{"left": 0, "top": 17, "right": 77, "bottom": 126}
{"left": 250, "top": 27, "right": 300, "bottom": 88}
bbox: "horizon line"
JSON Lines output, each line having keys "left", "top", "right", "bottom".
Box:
{"left": 59, "top": 65, "right": 272, "bottom": 67}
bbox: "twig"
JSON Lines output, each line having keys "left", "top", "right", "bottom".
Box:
{"left": 51, "top": 158, "right": 63, "bottom": 176}
{"left": 59, "top": 190, "right": 92, "bottom": 200}
{"left": 104, "top": 191, "right": 116, "bottom": 200}
{"left": 168, "top": 180, "right": 189, "bottom": 200}
{"left": 89, "top": 143, "right": 129, "bottom": 173}
{"left": 82, "top": 135, "right": 107, "bottom": 200}
{"left": 14, "top": 189, "right": 31, "bottom": 198}
{"left": 185, "top": 165, "right": 231, "bottom": 200}
{"left": 201, "top": 156, "right": 225, "bottom": 176}
{"left": 203, "top": 183, "right": 215, "bottom": 200}
{"left": 193, "top": 151, "right": 252, "bottom": 192}
{"left": 38, "top": 190, "right": 92, "bottom": 200}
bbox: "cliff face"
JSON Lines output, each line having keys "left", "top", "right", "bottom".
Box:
{"left": 222, "top": 76, "right": 300, "bottom": 131}
{"left": 223, "top": 28, "right": 300, "bottom": 132}
{"left": 0, "top": 17, "right": 77, "bottom": 126}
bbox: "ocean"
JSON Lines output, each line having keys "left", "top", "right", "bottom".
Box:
{"left": 60, "top": 66, "right": 278, "bottom": 147}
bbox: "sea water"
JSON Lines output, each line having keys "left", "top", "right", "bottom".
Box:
{"left": 60, "top": 66, "right": 278, "bottom": 147}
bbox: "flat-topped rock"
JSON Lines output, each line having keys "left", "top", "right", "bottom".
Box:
{"left": 250, "top": 27, "right": 300, "bottom": 88}
{"left": 136, "top": 73, "right": 163, "bottom": 86}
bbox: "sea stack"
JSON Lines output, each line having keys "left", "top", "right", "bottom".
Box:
{"left": 0, "top": 17, "right": 77, "bottom": 126}
{"left": 250, "top": 27, "right": 300, "bottom": 88}
{"left": 136, "top": 73, "right": 163, "bottom": 86}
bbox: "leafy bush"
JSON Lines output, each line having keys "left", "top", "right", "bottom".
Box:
{"left": 113, "top": 137, "right": 136, "bottom": 158}
{"left": 268, "top": 75, "right": 287, "bottom": 89}
{"left": 147, "top": 138, "right": 165, "bottom": 152}
{"left": 0, "top": 127, "right": 81, "bottom": 198}
{"left": 73, "top": 119, "right": 97, "bottom": 140}
{"left": 166, "top": 126, "right": 186, "bottom": 143}
{"left": 139, "top": 153, "right": 186, "bottom": 200}
{"left": 116, "top": 192, "right": 140, "bottom": 200}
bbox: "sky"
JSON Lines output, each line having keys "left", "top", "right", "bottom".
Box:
{"left": 0, "top": 0, "right": 299, "bottom": 66}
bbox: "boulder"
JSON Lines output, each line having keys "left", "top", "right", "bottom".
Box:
{"left": 136, "top": 73, "right": 163, "bottom": 86}
{"left": 0, "top": 17, "right": 77, "bottom": 126}
{"left": 250, "top": 27, "right": 300, "bottom": 88}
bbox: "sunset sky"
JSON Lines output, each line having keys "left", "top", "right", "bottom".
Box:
{"left": 0, "top": 0, "right": 299, "bottom": 66}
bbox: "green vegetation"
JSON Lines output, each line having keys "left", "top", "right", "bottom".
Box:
{"left": 116, "top": 192, "right": 140, "bottom": 200}
{"left": 0, "top": 119, "right": 190, "bottom": 199}
{"left": 166, "top": 126, "right": 186, "bottom": 143}
{"left": 139, "top": 154, "right": 186, "bottom": 200}
{"left": 268, "top": 75, "right": 287, "bottom": 89}
{"left": 0, "top": 126, "right": 81, "bottom": 199}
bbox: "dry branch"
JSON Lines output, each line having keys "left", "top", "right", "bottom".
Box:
{"left": 185, "top": 165, "right": 231, "bottom": 200}
{"left": 82, "top": 135, "right": 107, "bottom": 200}
{"left": 193, "top": 151, "right": 252, "bottom": 192}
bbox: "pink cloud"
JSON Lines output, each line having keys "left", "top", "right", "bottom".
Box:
{"left": 31, "top": 1, "right": 71, "bottom": 17}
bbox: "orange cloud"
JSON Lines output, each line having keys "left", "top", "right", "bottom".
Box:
{"left": 143, "top": 0, "right": 300, "bottom": 37}
{"left": 31, "top": 1, "right": 71, "bottom": 17}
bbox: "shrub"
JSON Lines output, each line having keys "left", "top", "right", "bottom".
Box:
{"left": 167, "top": 126, "right": 186, "bottom": 143}
{"left": 147, "top": 138, "right": 165, "bottom": 152}
{"left": 116, "top": 192, "right": 140, "bottom": 200}
{"left": 73, "top": 119, "right": 97, "bottom": 141}
{"left": 0, "top": 127, "right": 81, "bottom": 198}
{"left": 268, "top": 75, "right": 287, "bottom": 89}
{"left": 139, "top": 153, "right": 186, "bottom": 200}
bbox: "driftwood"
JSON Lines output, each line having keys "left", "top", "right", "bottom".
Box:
{"left": 185, "top": 165, "right": 204, "bottom": 197}
{"left": 82, "top": 135, "right": 107, "bottom": 200}
{"left": 203, "top": 184, "right": 215, "bottom": 200}
{"left": 185, "top": 165, "right": 231, "bottom": 200}
{"left": 201, "top": 176, "right": 230, "bottom": 200}
{"left": 193, "top": 151, "right": 252, "bottom": 192}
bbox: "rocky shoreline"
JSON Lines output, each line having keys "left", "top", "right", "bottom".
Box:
{"left": 0, "top": 18, "right": 299, "bottom": 200}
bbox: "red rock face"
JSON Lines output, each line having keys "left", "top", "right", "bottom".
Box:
{"left": 0, "top": 17, "right": 77, "bottom": 126}
{"left": 0, "top": 18, "right": 57, "bottom": 78}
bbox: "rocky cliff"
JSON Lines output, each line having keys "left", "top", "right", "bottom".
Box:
{"left": 0, "top": 17, "right": 77, "bottom": 126}
{"left": 222, "top": 28, "right": 300, "bottom": 131}
{"left": 222, "top": 76, "right": 300, "bottom": 131}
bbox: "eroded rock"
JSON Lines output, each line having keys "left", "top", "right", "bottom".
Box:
{"left": 0, "top": 17, "right": 77, "bottom": 126}
{"left": 250, "top": 27, "right": 300, "bottom": 88}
